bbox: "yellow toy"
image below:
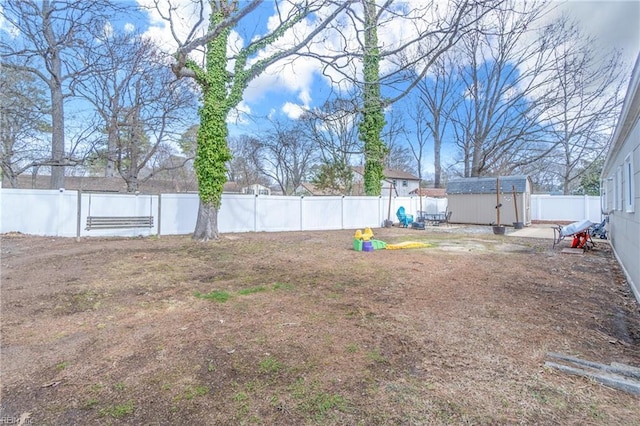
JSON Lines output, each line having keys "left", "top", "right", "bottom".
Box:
{"left": 353, "top": 228, "right": 429, "bottom": 251}
{"left": 354, "top": 227, "right": 374, "bottom": 241}
{"left": 385, "top": 241, "right": 430, "bottom": 250}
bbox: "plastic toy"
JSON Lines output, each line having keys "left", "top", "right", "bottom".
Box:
{"left": 353, "top": 228, "right": 429, "bottom": 251}
{"left": 396, "top": 206, "right": 414, "bottom": 228}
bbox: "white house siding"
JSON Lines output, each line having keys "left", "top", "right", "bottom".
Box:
{"left": 602, "top": 54, "right": 640, "bottom": 303}
{"left": 385, "top": 179, "right": 420, "bottom": 197}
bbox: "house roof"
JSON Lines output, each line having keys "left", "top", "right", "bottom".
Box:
{"left": 409, "top": 188, "right": 447, "bottom": 197}
{"left": 14, "top": 175, "right": 198, "bottom": 193}
{"left": 223, "top": 182, "right": 243, "bottom": 193}
{"left": 446, "top": 176, "right": 530, "bottom": 194}
{"left": 296, "top": 182, "right": 343, "bottom": 196}
{"left": 351, "top": 166, "right": 420, "bottom": 181}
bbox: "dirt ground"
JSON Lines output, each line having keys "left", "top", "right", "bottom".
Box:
{"left": 1, "top": 225, "right": 639, "bottom": 425}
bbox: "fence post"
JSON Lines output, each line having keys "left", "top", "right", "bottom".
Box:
{"left": 157, "top": 194, "right": 162, "bottom": 238}
{"left": 300, "top": 196, "right": 304, "bottom": 231}
{"left": 76, "top": 190, "right": 81, "bottom": 241}
{"left": 254, "top": 194, "right": 258, "bottom": 232}
{"left": 57, "top": 188, "right": 65, "bottom": 237}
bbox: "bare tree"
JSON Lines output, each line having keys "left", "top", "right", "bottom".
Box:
{"left": 227, "top": 135, "right": 270, "bottom": 188}
{"left": 0, "top": 0, "right": 126, "bottom": 188}
{"left": 413, "top": 53, "right": 463, "bottom": 187}
{"left": 0, "top": 67, "right": 50, "bottom": 187}
{"left": 449, "top": 1, "right": 564, "bottom": 177}
{"left": 254, "top": 121, "right": 317, "bottom": 195}
{"left": 299, "top": 97, "right": 361, "bottom": 194}
{"left": 74, "top": 32, "right": 197, "bottom": 192}
{"left": 532, "top": 18, "right": 626, "bottom": 194}
{"left": 300, "top": 97, "right": 362, "bottom": 166}
{"left": 383, "top": 110, "right": 414, "bottom": 174}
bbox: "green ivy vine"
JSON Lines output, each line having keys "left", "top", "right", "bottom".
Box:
{"left": 360, "top": 0, "right": 387, "bottom": 196}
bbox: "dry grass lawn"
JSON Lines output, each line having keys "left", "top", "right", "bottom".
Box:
{"left": 1, "top": 226, "right": 639, "bottom": 424}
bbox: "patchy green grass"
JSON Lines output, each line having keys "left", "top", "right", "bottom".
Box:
{"left": 289, "top": 378, "right": 348, "bottom": 421}
{"left": 99, "top": 401, "right": 134, "bottom": 418}
{"left": 272, "top": 282, "right": 294, "bottom": 291}
{"left": 238, "top": 285, "right": 268, "bottom": 296}
{"left": 366, "top": 349, "right": 387, "bottom": 364}
{"left": 183, "top": 385, "right": 209, "bottom": 400}
{"left": 83, "top": 398, "right": 99, "bottom": 410}
{"left": 346, "top": 343, "right": 359, "bottom": 353}
{"left": 259, "top": 356, "right": 282, "bottom": 374}
{"left": 194, "top": 290, "right": 231, "bottom": 303}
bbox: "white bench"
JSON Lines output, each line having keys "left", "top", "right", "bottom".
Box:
{"left": 86, "top": 216, "right": 154, "bottom": 230}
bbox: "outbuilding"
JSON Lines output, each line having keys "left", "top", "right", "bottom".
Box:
{"left": 446, "top": 176, "right": 532, "bottom": 226}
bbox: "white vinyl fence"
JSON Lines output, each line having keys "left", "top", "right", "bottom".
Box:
{"left": 530, "top": 194, "right": 603, "bottom": 224}
{"left": 0, "top": 188, "right": 602, "bottom": 238}
{"left": 0, "top": 189, "right": 447, "bottom": 238}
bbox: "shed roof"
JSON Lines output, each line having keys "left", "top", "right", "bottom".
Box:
{"left": 446, "top": 176, "right": 530, "bottom": 194}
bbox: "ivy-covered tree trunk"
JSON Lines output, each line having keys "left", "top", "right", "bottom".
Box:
{"left": 191, "top": 11, "right": 232, "bottom": 241}
{"left": 360, "top": 0, "right": 387, "bottom": 196}
{"left": 165, "top": 0, "right": 350, "bottom": 240}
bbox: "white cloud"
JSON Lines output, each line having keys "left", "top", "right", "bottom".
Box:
{"left": 137, "top": 0, "right": 209, "bottom": 53}
{"left": 124, "top": 23, "right": 136, "bottom": 33}
{"left": 282, "top": 102, "right": 305, "bottom": 120}
{"left": 550, "top": 0, "right": 640, "bottom": 67}
{"left": 103, "top": 21, "right": 114, "bottom": 38}
{"left": 0, "top": 5, "right": 20, "bottom": 38}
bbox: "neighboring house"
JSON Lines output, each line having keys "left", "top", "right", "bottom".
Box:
{"left": 352, "top": 167, "right": 421, "bottom": 197}
{"left": 446, "top": 176, "right": 532, "bottom": 226}
{"left": 296, "top": 167, "right": 420, "bottom": 196}
{"left": 242, "top": 183, "right": 271, "bottom": 196}
{"left": 601, "top": 53, "right": 640, "bottom": 303}
{"left": 294, "top": 182, "right": 342, "bottom": 196}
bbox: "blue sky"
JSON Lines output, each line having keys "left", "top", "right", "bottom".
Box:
{"left": 135, "top": 0, "right": 640, "bottom": 131}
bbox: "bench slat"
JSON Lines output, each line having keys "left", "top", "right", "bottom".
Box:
{"left": 86, "top": 216, "right": 154, "bottom": 230}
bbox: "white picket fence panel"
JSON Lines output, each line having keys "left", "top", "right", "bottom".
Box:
{"left": 0, "top": 188, "right": 601, "bottom": 237}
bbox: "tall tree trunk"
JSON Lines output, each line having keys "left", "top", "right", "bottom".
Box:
{"left": 360, "top": 0, "right": 386, "bottom": 196}
{"left": 49, "top": 54, "right": 65, "bottom": 189}
{"left": 126, "top": 177, "right": 138, "bottom": 193}
{"left": 194, "top": 199, "right": 221, "bottom": 240}
{"left": 471, "top": 136, "right": 483, "bottom": 177}
{"left": 433, "top": 113, "right": 442, "bottom": 188}
{"left": 42, "top": 0, "right": 66, "bottom": 190}
{"left": 192, "top": 10, "right": 232, "bottom": 241}
{"left": 105, "top": 119, "right": 118, "bottom": 177}
{"left": 2, "top": 169, "right": 17, "bottom": 187}
{"left": 434, "top": 133, "right": 442, "bottom": 188}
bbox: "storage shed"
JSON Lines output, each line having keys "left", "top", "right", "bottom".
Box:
{"left": 446, "top": 176, "right": 532, "bottom": 226}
